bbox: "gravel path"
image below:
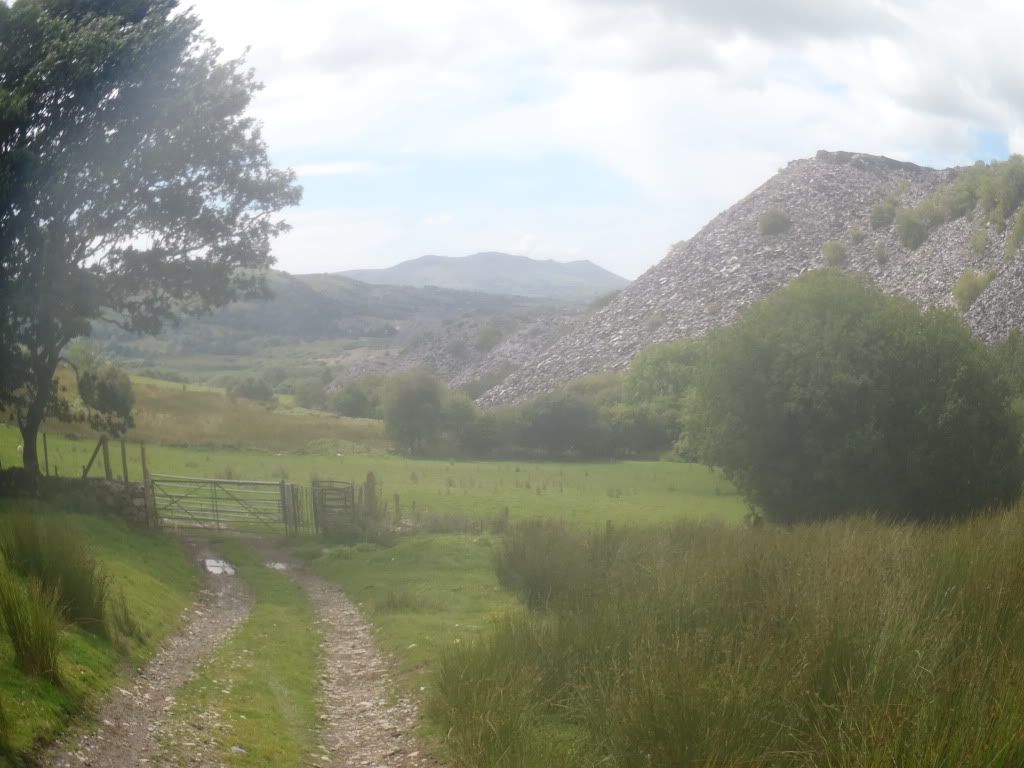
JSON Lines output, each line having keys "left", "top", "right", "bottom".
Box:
{"left": 42, "top": 540, "right": 253, "bottom": 768}
{"left": 284, "top": 563, "right": 442, "bottom": 768}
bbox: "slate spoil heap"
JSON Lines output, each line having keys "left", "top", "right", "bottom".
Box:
{"left": 482, "top": 150, "right": 1024, "bottom": 406}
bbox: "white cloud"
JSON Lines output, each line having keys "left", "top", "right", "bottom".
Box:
{"left": 191, "top": 0, "right": 1024, "bottom": 277}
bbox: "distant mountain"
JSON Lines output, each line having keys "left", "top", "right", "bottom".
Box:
{"left": 480, "top": 150, "right": 1024, "bottom": 406}
{"left": 342, "top": 252, "right": 629, "bottom": 302}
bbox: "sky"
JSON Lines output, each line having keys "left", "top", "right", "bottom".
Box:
{"left": 190, "top": 0, "right": 1024, "bottom": 280}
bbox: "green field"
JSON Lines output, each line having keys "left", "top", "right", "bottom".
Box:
{"left": 0, "top": 499, "right": 198, "bottom": 759}
{"left": 0, "top": 425, "right": 744, "bottom": 530}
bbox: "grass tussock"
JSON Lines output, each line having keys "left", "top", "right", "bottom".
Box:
{"left": 431, "top": 511, "right": 1024, "bottom": 768}
{"left": 0, "top": 566, "right": 62, "bottom": 684}
{"left": 0, "top": 516, "right": 109, "bottom": 637}
{"left": 0, "top": 694, "right": 10, "bottom": 759}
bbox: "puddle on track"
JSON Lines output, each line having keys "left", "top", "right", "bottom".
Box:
{"left": 204, "top": 559, "right": 236, "bottom": 576}
{"left": 265, "top": 561, "right": 289, "bottom": 571}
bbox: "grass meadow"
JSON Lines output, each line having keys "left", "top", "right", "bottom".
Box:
{"left": 0, "top": 424, "right": 745, "bottom": 529}
{"left": 0, "top": 498, "right": 197, "bottom": 761}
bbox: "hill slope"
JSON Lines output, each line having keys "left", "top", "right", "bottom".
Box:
{"left": 342, "top": 251, "right": 629, "bottom": 302}
{"left": 482, "top": 150, "right": 1024, "bottom": 406}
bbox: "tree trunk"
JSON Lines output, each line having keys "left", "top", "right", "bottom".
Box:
{"left": 19, "top": 354, "right": 58, "bottom": 477}
{"left": 19, "top": 417, "right": 40, "bottom": 475}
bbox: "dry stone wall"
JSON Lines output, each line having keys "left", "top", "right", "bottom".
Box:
{"left": 481, "top": 151, "right": 1020, "bottom": 406}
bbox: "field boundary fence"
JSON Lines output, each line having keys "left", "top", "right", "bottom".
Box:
{"left": 148, "top": 473, "right": 350, "bottom": 536}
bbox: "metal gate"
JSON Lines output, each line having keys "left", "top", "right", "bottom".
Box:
{"left": 311, "top": 479, "right": 356, "bottom": 537}
{"left": 150, "top": 474, "right": 313, "bottom": 534}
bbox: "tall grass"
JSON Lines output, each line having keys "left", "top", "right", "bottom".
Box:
{"left": 0, "top": 516, "right": 109, "bottom": 637}
{"left": 0, "top": 566, "right": 62, "bottom": 684}
{"left": 431, "top": 511, "right": 1024, "bottom": 767}
{"left": 0, "top": 693, "right": 10, "bottom": 758}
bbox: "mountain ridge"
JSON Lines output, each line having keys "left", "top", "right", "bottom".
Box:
{"left": 342, "top": 251, "right": 629, "bottom": 302}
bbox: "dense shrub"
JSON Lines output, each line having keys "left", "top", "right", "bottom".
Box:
{"left": 384, "top": 369, "right": 446, "bottom": 455}
{"left": 687, "top": 270, "right": 1023, "bottom": 523}
{"left": 226, "top": 376, "right": 275, "bottom": 403}
{"left": 874, "top": 242, "right": 889, "bottom": 265}
{"left": 970, "top": 226, "right": 990, "bottom": 256}
{"left": 1008, "top": 208, "right": 1024, "bottom": 259}
{"left": 822, "top": 239, "right": 848, "bottom": 267}
{"left": 432, "top": 513, "right": 1024, "bottom": 768}
{"left": 0, "top": 566, "right": 62, "bottom": 683}
{"left": 848, "top": 224, "right": 866, "bottom": 245}
{"left": 869, "top": 199, "right": 897, "bottom": 229}
{"left": 78, "top": 364, "right": 135, "bottom": 435}
{"left": 0, "top": 516, "right": 109, "bottom": 635}
{"left": 953, "top": 269, "right": 995, "bottom": 313}
{"left": 895, "top": 208, "right": 929, "bottom": 249}
{"left": 757, "top": 207, "right": 792, "bottom": 236}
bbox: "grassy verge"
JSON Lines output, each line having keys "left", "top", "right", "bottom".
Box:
{"left": 302, "top": 535, "right": 516, "bottom": 688}
{"left": 0, "top": 424, "right": 745, "bottom": 529}
{"left": 0, "top": 498, "right": 197, "bottom": 763}
{"left": 163, "top": 538, "right": 319, "bottom": 767}
{"left": 430, "top": 513, "right": 1024, "bottom": 767}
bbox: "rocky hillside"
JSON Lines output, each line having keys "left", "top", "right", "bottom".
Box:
{"left": 343, "top": 251, "right": 629, "bottom": 303}
{"left": 482, "top": 150, "right": 1023, "bottom": 406}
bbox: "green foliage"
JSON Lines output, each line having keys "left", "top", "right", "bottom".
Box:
{"left": 895, "top": 208, "right": 930, "bottom": 249}
{"left": 848, "top": 224, "right": 866, "bottom": 245}
{"left": 78, "top": 364, "right": 136, "bottom": 435}
{"left": 0, "top": 516, "right": 109, "bottom": 636}
{"left": 384, "top": 370, "right": 447, "bottom": 455}
{"left": 0, "top": 0, "right": 300, "bottom": 474}
{"left": 822, "top": 240, "right": 849, "bottom": 267}
{"left": 874, "top": 242, "right": 889, "bottom": 265}
{"left": 995, "top": 331, "right": 1024, "bottom": 396}
{"left": 475, "top": 324, "right": 504, "bottom": 353}
{"left": 0, "top": 567, "right": 62, "bottom": 684}
{"left": 970, "top": 226, "right": 990, "bottom": 256}
{"left": 892, "top": 158, "right": 1024, "bottom": 251}
{"left": 431, "top": 513, "right": 1024, "bottom": 768}
{"left": 869, "top": 199, "right": 897, "bottom": 229}
{"left": 687, "top": 270, "right": 1023, "bottom": 523}
{"left": 953, "top": 269, "right": 996, "bottom": 313}
{"left": 757, "top": 207, "right": 792, "bottom": 236}
{"left": 225, "top": 376, "right": 274, "bottom": 403}
{"left": 1007, "top": 207, "right": 1024, "bottom": 259}
{"left": 0, "top": 693, "right": 9, "bottom": 759}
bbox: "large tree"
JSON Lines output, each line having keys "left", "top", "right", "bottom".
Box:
{"left": 0, "top": 0, "right": 301, "bottom": 473}
{"left": 688, "top": 269, "right": 1023, "bottom": 523}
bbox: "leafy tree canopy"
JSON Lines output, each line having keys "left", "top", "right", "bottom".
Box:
{"left": 0, "top": 0, "right": 301, "bottom": 472}
{"left": 688, "top": 270, "right": 1023, "bottom": 523}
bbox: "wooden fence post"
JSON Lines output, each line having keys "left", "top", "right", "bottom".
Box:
{"left": 82, "top": 437, "right": 104, "bottom": 478}
{"left": 42, "top": 433, "right": 49, "bottom": 477}
{"left": 101, "top": 437, "right": 113, "bottom": 481}
{"left": 120, "top": 439, "right": 129, "bottom": 484}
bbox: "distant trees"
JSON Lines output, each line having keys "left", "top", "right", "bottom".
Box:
{"left": 687, "top": 270, "right": 1023, "bottom": 523}
{"left": 0, "top": 0, "right": 300, "bottom": 474}
{"left": 226, "top": 377, "right": 274, "bottom": 403}
{"left": 384, "top": 370, "right": 447, "bottom": 455}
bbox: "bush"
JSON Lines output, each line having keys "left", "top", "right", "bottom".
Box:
{"left": 758, "top": 207, "right": 792, "bottom": 236}
{"left": 874, "top": 242, "right": 889, "bottom": 265}
{"left": 953, "top": 269, "right": 996, "bottom": 313}
{"left": 226, "top": 376, "right": 275, "bottom": 403}
{"left": 869, "top": 200, "right": 897, "bottom": 229}
{"left": 1007, "top": 208, "right": 1024, "bottom": 259}
{"left": 822, "top": 240, "right": 848, "bottom": 268}
{"left": 970, "top": 227, "right": 990, "bottom": 256}
{"left": 895, "top": 208, "right": 929, "bottom": 249}
{"left": 0, "top": 516, "right": 109, "bottom": 636}
{"left": 848, "top": 225, "right": 866, "bottom": 245}
{"left": 0, "top": 566, "right": 62, "bottom": 683}
{"left": 384, "top": 370, "right": 446, "bottom": 455}
{"left": 78, "top": 364, "right": 135, "bottom": 435}
{"left": 687, "top": 270, "right": 1022, "bottom": 523}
